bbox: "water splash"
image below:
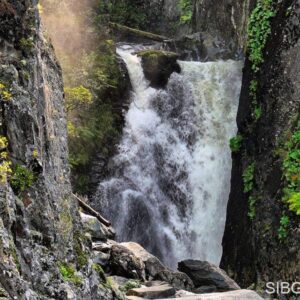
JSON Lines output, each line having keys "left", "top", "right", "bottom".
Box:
{"left": 93, "top": 45, "right": 242, "bottom": 268}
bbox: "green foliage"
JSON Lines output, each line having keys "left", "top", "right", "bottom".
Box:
{"left": 0, "top": 136, "right": 12, "bottom": 185}
{"left": 98, "top": 0, "right": 147, "bottom": 29}
{"left": 179, "top": 0, "right": 193, "bottom": 24}
{"left": 282, "top": 121, "right": 300, "bottom": 214}
{"left": 0, "top": 82, "right": 12, "bottom": 101}
{"left": 10, "top": 164, "right": 35, "bottom": 194}
{"left": 254, "top": 106, "right": 262, "bottom": 120}
{"left": 278, "top": 215, "right": 290, "bottom": 241}
{"left": 65, "top": 86, "right": 93, "bottom": 112}
{"left": 249, "top": 80, "right": 258, "bottom": 97}
{"left": 63, "top": 41, "right": 123, "bottom": 193}
{"left": 119, "top": 280, "right": 142, "bottom": 292}
{"left": 248, "top": 196, "right": 257, "bottom": 220}
{"left": 59, "top": 263, "right": 82, "bottom": 285}
{"left": 247, "top": 0, "right": 276, "bottom": 72}
{"left": 19, "top": 37, "right": 34, "bottom": 53}
{"left": 287, "top": 192, "right": 300, "bottom": 215}
{"left": 243, "top": 162, "right": 255, "bottom": 193}
{"left": 68, "top": 104, "right": 118, "bottom": 167}
{"left": 230, "top": 134, "right": 243, "bottom": 153}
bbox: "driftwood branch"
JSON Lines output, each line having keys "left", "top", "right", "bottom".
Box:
{"left": 109, "top": 22, "right": 169, "bottom": 42}
{"left": 73, "top": 193, "right": 111, "bottom": 227}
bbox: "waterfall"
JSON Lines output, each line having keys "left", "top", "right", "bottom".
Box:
{"left": 93, "top": 45, "right": 243, "bottom": 268}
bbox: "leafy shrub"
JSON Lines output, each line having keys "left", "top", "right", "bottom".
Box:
{"left": 0, "top": 82, "right": 12, "bottom": 101}
{"left": 65, "top": 86, "right": 93, "bottom": 112}
{"left": 0, "top": 136, "right": 11, "bottom": 185}
{"left": 59, "top": 263, "right": 82, "bottom": 285}
{"left": 247, "top": 0, "right": 276, "bottom": 72}
{"left": 278, "top": 215, "right": 290, "bottom": 241}
{"left": 179, "top": 0, "right": 193, "bottom": 24}
{"left": 243, "top": 162, "right": 255, "bottom": 193}
{"left": 282, "top": 121, "right": 300, "bottom": 214}
{"left": 98, "top": 0, "right": 147, "bottom": 29}
{"left": 254, "top": 106, "right": 262, "bottom": 120}
{"left": 10, "top": 164, "right": 35, "bottom": 194}
{"left": 287, "top": 192, "right": 300, "bottom": 215}
{"left": 248, "top": 196, "right": 257, "bottom": 220}
{"left": 249, "top": 80, "right": 258, "bottom": 96}
{"left": 230, "top": 134, "right": 243, "bottom": 153}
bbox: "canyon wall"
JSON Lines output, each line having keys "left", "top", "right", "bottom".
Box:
{"left": 222, "top": 0, "right": 300, "bottom": 292}
{"left": 0, "top": 1, "right": 115, "bottom": 298}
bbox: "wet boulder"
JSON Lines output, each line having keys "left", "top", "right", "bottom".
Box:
{"left": 178, "top": 260, "right": 240, "bottom": 292}
{"left": 137, "top": 50, "right": 180, "bottom": 88}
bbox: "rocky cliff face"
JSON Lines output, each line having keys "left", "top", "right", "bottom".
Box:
{"left": 221, "top": 0, "right": 300, "bottom": 293}
{"left": 191, "top": 0, "right": 255, "bottom": 54}
{"left": 0, "top": 1, "right": 116, "bottom": 299}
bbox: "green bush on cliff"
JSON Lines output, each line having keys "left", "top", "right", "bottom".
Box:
{"left": 63, "top": 41, "right": 124, "bottom": 193}
{"left": 248, "top": 196, "right": 257, "bottom": 220}
{"left": 282, "top": 121, "right": 300, "bottom": 214}
{"left": 65, "top": 86, "right": 93, "bottom": 112}
{"left": 98, "top": 0, "right": 147, "bottom": 29}
{"left": 247, "top": 0, "right": 276, "bottom": 72}
{"left": 230, "top": 134, "right": 243, "bottom": 153}
{"left": 243, "top": 162, "right": 255, "bottom": 193}
{"left": 179, "top": 0, "right": 193, "bottom": 24}
{"left": 278, "top": 215, "right": 290, "bottom": 240}
{"left": 0, "top": 82, "right": 12, "bottom": 101}
{"left": 59, "top": 263, "right": 82, "bottom": 285}
{"left": 10, "top": 164, "right": 35, "bottom": 194}
{"left": 287, "top": 192, "right": 300, "bottom": 215}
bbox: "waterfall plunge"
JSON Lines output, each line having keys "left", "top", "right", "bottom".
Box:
{"left": 94, "top": 46, "right": 243, "bottom": 268}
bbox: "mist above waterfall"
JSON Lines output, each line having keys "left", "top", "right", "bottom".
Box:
{"left": 94, "top": 45, "right": 242, "bottom": 268}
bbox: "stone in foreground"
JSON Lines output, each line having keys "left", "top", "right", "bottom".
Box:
{"left": 126, "top": 283, "right": 176, "bottom": 299}
{"left": 178, "top": 260, "right": 240, "bottom": 292}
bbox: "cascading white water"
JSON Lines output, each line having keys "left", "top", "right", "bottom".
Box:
{"left": 94, "top": 45, "right": 243, "bottom": 268}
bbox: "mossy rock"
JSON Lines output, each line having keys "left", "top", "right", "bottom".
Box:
{"left": 137, "top": 50, "right": 180, "bottom": 88}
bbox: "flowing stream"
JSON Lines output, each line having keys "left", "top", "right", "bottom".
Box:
{"left": 94, "top": 45, "right": 243, "bottom": 268}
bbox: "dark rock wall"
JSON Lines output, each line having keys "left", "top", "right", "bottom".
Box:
{"left": 192, "top": 0, "right": 255, "bottom": 52}
{"left": 222, "top": 0, "right": 300, "bottom": 291}
{"left": 0, "top": 1, "right": 115, "bottom": 299}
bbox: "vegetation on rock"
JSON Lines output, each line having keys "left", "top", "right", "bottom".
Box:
{"left": 179, "top": 0, "right": 193, "bottom": 24}
{"left": 243, "top": 162, "right": 255, "bottom": 193}
{"left": 0, "top": 136, "right": 11, "bottom": 185}
{"left": 247, "top": 0, "right": 276, "bottom": 72}
{"left": 10, "top": 164, "right": 35, "bottom": 194}
{"left": 0, "top": 82, "right": 12, "bottom": 101}
{"left": 59, "top": 263, "right": 83, "bottom": 286}
{"left": 229, "top": 134, "right": 243, "bottom": 153}
{"left": 278, "top": 214, "right": 290, "bottom": 241}
{"left": 282, "top": 121, "right": 300, "bottom": 215}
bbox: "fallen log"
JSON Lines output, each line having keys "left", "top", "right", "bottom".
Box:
{"left": 109, "top": 22, "right": 169, "bottom": 42}
{"left": 73, "top": 193, "right": 111, "bottom": 227}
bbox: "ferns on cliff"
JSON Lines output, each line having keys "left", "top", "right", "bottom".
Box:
{"left": 247, "top": 0, "right": 276, "bottom": 72}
